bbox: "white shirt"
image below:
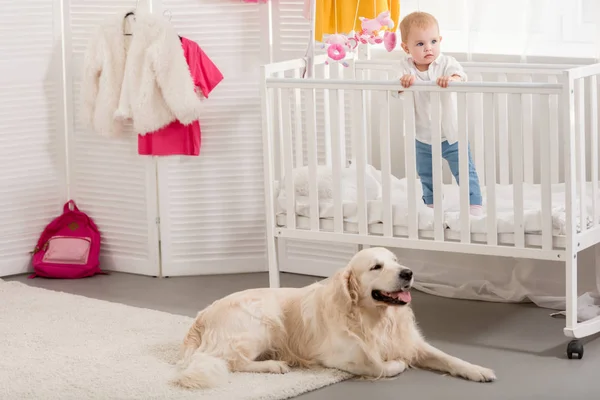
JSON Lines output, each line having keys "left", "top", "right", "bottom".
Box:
{"left": 390, "top": 53, "right": 467, "bottom": 145}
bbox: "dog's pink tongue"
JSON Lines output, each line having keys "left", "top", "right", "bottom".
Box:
{"left": 389, "top": 291, "right": 411, "bottom": 303}
{"left": 397, "top": 291, "right": 411, "bottom": 303}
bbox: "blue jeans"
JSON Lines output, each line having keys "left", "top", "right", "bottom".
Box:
{"left": 415, "top": 139, "right": 482, "bottom": 206}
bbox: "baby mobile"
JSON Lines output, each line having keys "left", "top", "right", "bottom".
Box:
{"left": 318, "top": 0, "right": 400, "bottom": 67}
{"left": 240, "top": 0, "right": 400, "bottom": 77}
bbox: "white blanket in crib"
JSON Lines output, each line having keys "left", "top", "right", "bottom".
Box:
{"left": 276, "top": 164, "right": 597, "bottom": 235}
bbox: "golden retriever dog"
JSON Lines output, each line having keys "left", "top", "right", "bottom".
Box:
{"left": 174, "top": 247, "right": 495, "bottom": 388}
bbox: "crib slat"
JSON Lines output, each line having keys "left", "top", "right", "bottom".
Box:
{"left": 511, "top": 94, "right": 524, "bottom": 248}
{"left": 431, "top": 92, "right": 444, "bottom": 241}
{"left": 349, "top": 62, "right": 357, "bottom": 163}
{"left": 305, "top": 88, "right": 319, "bottom": 231}
{"left": 548, "top": 75, "right": 560, "bottom": 184}
{"left": 293, "top": 68, "right": 304, "bottom": 167}
{"left": 468, "top": 72, "right": 483, "bottom": 174}
{"left": 457, "top": 93, "right": 470, "bottom": 243}
{"left": 361, "top": 69, "right": 373, "bottom": 166}
{"left": 333, "top": 64, "right": 347, "bottom": 166}
{"left": 403, "top": 95, "right": 419, "bottom": 239}
{"left": 280, "top": 88, "right": 296, "bottom": 230}
{"left": 590, "top": 76, "right": 599, "bottom": 227}
{"left": 522, "top": 76, "right": 534, "bottom": 184}
{"left": 330, "top": 86, "right": 344, "bottom": 233}
{"left": 274, "top": 71, "right": 284, "bottom": 182}
{"left": 473, "top": 91, "right": 486, "bottom": 185}
{"left": 497, "top": 74, "right": 510, "bottom": 185}
{"left": 322, "top": 64, "right": 332, "bottom": 165}
{"left": 539, "top": 94, "right": 553, "bottom": 250}
{"left": 484, "top": 93, "right": 498, "bottom": 245}
{"left": 381, "top": 91, "right": 393, "bottom": 237}
{"left": 352, "top": 89, "right": 368, "bottom": 235}
{"left": 576, "top": 79, "right": 587, "bottom": 231}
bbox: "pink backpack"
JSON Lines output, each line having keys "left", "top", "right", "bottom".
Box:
{"left": 29, "top": 200, "right": 105, "bottom": 279}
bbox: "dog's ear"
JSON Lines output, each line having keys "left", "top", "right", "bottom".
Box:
{"left": 341, "top": 268, "right": 360, "bottom": 305}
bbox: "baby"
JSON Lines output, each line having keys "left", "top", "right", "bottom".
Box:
{"left": 392, "top": 11, "right": 483, "bottom": 216}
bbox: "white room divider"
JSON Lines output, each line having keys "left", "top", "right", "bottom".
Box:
{"left": 0, "top": 0, "right": 272, "bottom": 278}
{"left": 60, "top": 0, "right": 272, "bottom": 277}
{"left": 0, "top": 0, "right": 68, "bottom": 277}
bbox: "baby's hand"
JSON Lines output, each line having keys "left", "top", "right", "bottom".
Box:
{"left": 400, "top": 74, "right": 416, "bottom": 88}
{"left": 436, "top": 75, "right": 461, "bottom": 88}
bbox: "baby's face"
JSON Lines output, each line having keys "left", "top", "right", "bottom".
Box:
{"left": 401, "top": 25, "right": 442, "bottom": 66}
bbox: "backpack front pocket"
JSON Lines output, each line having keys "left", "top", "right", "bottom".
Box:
{"left": 42, "top": 236, "right": 91, "bottom": 265}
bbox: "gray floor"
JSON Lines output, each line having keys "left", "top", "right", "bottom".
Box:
{"left": 6, "top": 271, "right": 600, "bottom": 399}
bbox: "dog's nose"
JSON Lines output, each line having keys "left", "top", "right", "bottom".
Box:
{"left": 399, "top": 269, "right": 413, "bottom": 281}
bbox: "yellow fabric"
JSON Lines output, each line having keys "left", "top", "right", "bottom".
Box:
{"left": 314, "top": 0, "right": 400, "bottom": 42}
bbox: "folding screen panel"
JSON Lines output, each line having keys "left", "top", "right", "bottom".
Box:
{"left": 154, "top": 0, "right": 270, "bottom": 276}
{"left": 62, "top": 0, "right": 160, "bottom": 276}
{"left": 0, "top": 0, "right": 68, "bottom": 277}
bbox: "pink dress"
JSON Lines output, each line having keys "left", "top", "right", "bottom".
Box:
{"left": 138, "top": 37, "right": 224, "bottom": 156}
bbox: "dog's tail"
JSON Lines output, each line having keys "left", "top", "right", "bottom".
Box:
{"left": 173, "top": 311, "right": 229, "bottom": 389}
{"left": 174, "top": 351, "right": 229, "bottom": 389}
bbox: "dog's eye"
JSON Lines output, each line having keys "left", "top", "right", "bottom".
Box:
{"left": 371, "top": 264, "right": 383, "bottom": 271}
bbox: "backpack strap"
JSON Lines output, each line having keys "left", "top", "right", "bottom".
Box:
{"left": 63, "top": 200, "right": 79, "bottom": 213}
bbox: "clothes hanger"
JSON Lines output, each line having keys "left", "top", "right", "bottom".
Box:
{"left": 162, "top": 9, "right": 183, "bottom": 42}
{"left": 123, "top": 0, "right": 139, "bottom": 36}
{"left": 123, "top": 3, "right": 181, "bottom": 41}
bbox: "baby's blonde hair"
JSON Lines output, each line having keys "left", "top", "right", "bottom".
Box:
{"left": 399, "top": 12, "right": 439, "bottom": 43}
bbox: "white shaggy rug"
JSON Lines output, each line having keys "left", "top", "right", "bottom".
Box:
{"left": 0, "top": 280, "right": 351, "bottom": 399}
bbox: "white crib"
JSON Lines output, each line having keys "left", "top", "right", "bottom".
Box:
{"left": 259, "top": 51, "right": 600, "bottom": 359}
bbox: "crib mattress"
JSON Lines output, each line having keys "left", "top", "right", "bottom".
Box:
{"left": 275, "top": 170, "right": 599, "bottom": 238}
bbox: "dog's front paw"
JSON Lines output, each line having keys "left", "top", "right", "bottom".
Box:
{"left": 459, "top": 364, "right": 496, "bottom": 382}
{"left": 265, "top": 360, "right": 291, "bottom": 374}
{"left": 382, "top": 360, "right": 407, "bottom": 377}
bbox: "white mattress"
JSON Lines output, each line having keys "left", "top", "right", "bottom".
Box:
{"left": 275, "top": 164, "right": 598, "bottom": 237}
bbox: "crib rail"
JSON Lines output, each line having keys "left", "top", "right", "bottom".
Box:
{"left": 260, "top": 58, "right": 600, "bottom": 264}
{"left": 266, "top": 79, "right": 562, "bottom": 94}
{"left": 356, "top": 59, "right": 581, "bottom": 76}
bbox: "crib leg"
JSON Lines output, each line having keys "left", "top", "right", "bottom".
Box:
{"left": 565, "top": 252, "right": 578, "bottom": 331}
{"left": 565, "top": 251, "right": 582, "bottom": 358}
{"left": 267, "top": 236, "right": 280, "bottom": 288}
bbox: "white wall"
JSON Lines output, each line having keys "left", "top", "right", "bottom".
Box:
{"left": 399, "top": 0, "right": 599, "bottom": 59}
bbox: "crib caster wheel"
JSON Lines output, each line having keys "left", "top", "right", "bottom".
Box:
{"left": 566, "top": 340, "right": 584, "bottom": 359}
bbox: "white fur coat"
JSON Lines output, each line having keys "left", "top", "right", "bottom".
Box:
{"left": 81, "top": 10, "right": 203, "bottom": 136}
